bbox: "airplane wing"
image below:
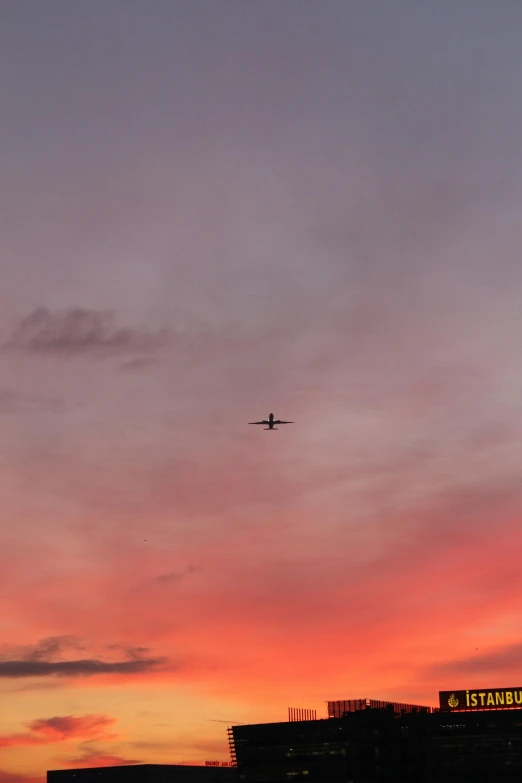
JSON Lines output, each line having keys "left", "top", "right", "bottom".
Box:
{"left": 248, "top": 420, "right": 269, "bottom": 424}
{"left": 274, "top": 420, "right": 293, "bottom": 424}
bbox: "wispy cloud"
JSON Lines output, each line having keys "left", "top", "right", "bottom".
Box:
{"left": 59, "top": 744, "right": 142, "bottom": 769}
{"left": 0, "top": 638, "right": 169, "bottom": 679}
{"left": 6, "top": 637, "right": 85, "bottom": 663}
{"left": 0, "top": 390, "right": 63, "bottom": 414}
{"left": 28, "top": 715, "right": 116, "bottom": 741}
{"left": 0, "top": 658, "right": 168, "bottom": 679}
{"left": 0, "top": 715, "right": 117, "bottom": 749}
{"left": 119, "top": 357, "right": 159, "bottom": 372}
{"left": 427, "top": 642, "right": 522, "bottom": 679}
{"left": 0, "top": 769, "right": 43, "bottom": 783}
{"left": 3, "top": 308, "right": 168, "bottom": 357}
{"left": 155, "top": 565, "right": 200, "bottom": 584}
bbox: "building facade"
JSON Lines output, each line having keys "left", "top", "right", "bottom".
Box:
{"left": 231, "top": 708, "right": 415, "bottom": 783}
{"left": 48, "top": 688, "right": 522, "bottom": 783}
{"left": 230, "top": 691, "right": 522, "bottom": 782}
{"left": 47, "top": 765, "right": 237, "bottom": 783}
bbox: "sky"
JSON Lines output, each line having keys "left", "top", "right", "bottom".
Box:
{"left": 1, "top": 0, "right": 522, "bottom": 779}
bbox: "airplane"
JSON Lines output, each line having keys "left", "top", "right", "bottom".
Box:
{"left": 248, "top": 412, "right": 293, "bottom": 430}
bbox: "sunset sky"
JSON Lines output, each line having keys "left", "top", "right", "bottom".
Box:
{"left": 2, "top": 1, "right": 522, "bottom": 780}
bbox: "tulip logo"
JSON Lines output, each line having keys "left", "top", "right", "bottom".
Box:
{"left": 447, "top": 693, "right": 459, "bottom": 708}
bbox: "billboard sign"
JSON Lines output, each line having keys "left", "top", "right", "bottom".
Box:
{"left": 439, "top": 688, "right": 522, "bottom": 711}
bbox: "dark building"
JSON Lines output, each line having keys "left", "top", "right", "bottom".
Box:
{"left": 231, "top": 708, "right": 416, "bottom": 783}
{"left": 49, "top": 688, "right": 522, "bottom": 783}
{"left": 230, "top": 694, "right": 522, "bottom": 783}
{"left": 422, "top": 709, "right": 522, "bottom": 782}
{"left": 327, "top": 699, "right": 430, "bottom": 719}
{"left": 47, "top": 765, "right": 237, "bottom": 783}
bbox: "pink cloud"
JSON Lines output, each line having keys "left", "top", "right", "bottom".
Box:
{"left": 0, "top": 715, "right": 117, "bottom": 749}
{"left": 0, "top": 770, "right": 43, "bottom": 783}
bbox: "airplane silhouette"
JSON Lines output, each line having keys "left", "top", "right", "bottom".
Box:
{"left": 248, "top": 412, "right": 293, "bottom": 430}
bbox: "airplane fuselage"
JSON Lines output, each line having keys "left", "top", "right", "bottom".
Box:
{"left": 248, "top": 412, "right": 292, "bottom": 430}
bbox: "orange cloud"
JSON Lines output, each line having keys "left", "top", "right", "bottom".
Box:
{"left": 0, "top": 770, "right": 43, "bottom": 783}
{"left": 0, "top": 716, "right": 117, "bottom": 749}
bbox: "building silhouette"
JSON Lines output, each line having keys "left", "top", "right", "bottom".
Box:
{"left": 47, "top": 764, "right": 236, "bottom": 783}
{"left": 230, "top": 692, "right": 522, "bottom": 782}
{"left": 48, "top": 688, "right": 522, "bottom": 783}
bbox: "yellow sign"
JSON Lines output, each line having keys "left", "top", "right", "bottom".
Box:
{"left": 440, "top": 688, "right": 522, "bottom": 711}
